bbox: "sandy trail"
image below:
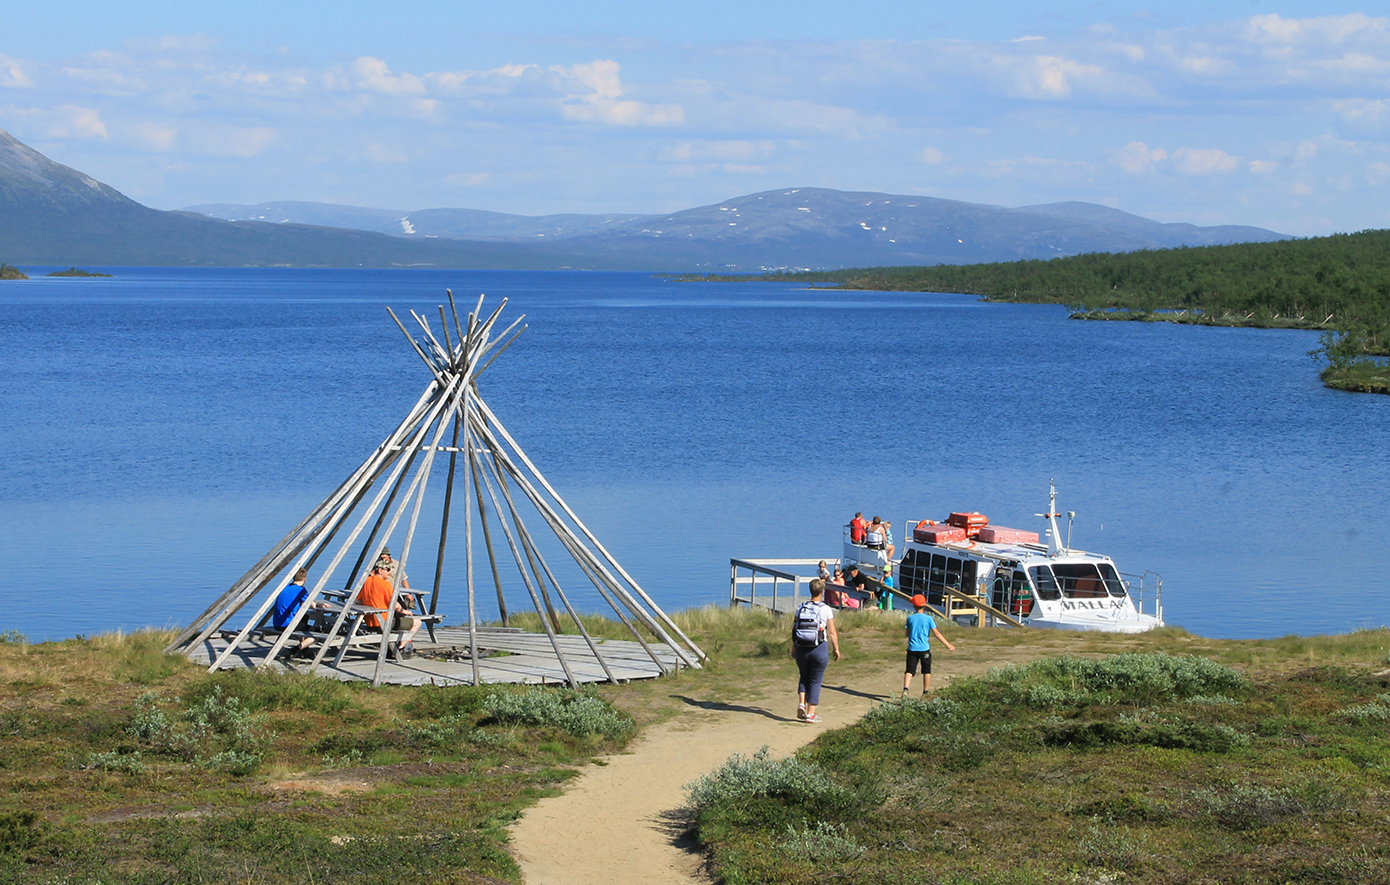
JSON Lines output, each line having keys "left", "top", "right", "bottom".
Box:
{"left": 509, "top": 658, "right": 962, "bottom": 885}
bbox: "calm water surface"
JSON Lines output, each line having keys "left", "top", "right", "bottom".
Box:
{"left": 3, "top": 267, "right": 1388, "bottom": 642}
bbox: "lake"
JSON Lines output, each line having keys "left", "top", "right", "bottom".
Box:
{"left": 3, "top": 267, "right": 1388, "bottom": 643}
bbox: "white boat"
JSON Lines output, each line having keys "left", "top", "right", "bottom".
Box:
{"left": 842, "top": 484, "right": 1163, "bottom": 633}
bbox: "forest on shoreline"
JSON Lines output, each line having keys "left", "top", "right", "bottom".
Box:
{"left": 682, "top": 230, "right": 1390, "bottom": 394}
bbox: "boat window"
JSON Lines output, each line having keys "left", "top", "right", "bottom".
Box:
{"left": 1051, "top": 563, "right": 1109, "bottom": 599}
{"left": 945, "top": 558, "right": 962, "bottom": 594}
{"left": 928, "top": 554, "right": 946, "bottom": 592}
{"left": 1097, "top": 563, "right": 1127, "bottom": 598}
{"left": 1029, "top": 565, "right": 1061, "bottom": 600}
{"left": 962, "top": 559, "right": 978, "bottom": 596}
{"left": 899, "top": 550, "right": 927, "bottom": 595}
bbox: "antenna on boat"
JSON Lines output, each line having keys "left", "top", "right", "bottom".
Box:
{"left": 1037, "top": 480, "right": 1064, "bottom": 557}
{"left": 1066, "top": 510, "right": 1075, "bottom": 554}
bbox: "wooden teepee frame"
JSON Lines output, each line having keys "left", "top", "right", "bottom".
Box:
{"left": 167, "top": 292, "right": 705, "bottom": 686}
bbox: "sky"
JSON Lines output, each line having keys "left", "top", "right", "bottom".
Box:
{"left": 5, "top": 1, "right": 1390, "bottom": 235}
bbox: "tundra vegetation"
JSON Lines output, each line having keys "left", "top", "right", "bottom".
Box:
{"left": 688, "top": 229, "right": 1390, "bottom": 394}
{"left": 1, "top": 614, "right": 1387, "bottom": 884}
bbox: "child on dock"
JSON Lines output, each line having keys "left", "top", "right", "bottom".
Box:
{"left": 903, "top": 594, "right": 955, "bottom": 697}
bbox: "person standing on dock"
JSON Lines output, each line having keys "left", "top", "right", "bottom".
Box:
{"left": 792, "top": 579, "right": 841, "bottom": 723}
{"left": 903, "top": 594, "right": 955, "bottom": 697}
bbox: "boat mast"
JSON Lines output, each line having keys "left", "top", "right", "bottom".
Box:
{"left": 1037, "top": 480, "right": 1065, "bottom": 557}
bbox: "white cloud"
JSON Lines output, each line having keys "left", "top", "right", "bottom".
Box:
{"left": 663, "top": 140, "right": 774, "bottom": 161}
{"left": 1244, "top": 13, "right": 1388, "bottom": 47}
{"left": 132, "top": 121, "right": 177, "bottom": 151}
{"left": 1115, "top": 141, "right": 1167, "bottom": 173}
{"left": 1367, "top": 162, "right": 1390, "bottom": 185}
{"left": 1172, "top": 147, "right": 1239, "bottom": 175}
{"left": 7, "top": 104, "right": 108, "bottom": 139}
{"left": 1249, "top": 159, "right": 1277, "bottom": 173}
{"left": 365, "top": 143, "right": 408, "bottom": 163}
{"left": 1292, "top": 182, "right": 1314, "bottom": 195}
{"left": 556, "top": 60, "right": 684, "bottom": 126}
{"left": 919, "top": 146, "right": 946, "bottom": 164}
{"left": 445, "top": 172, "right": 490, "bottom": 186}
{"left": 0, "top": 54, "right": 35, "bottom": 88}
{"left": 1293, "top": 141, "right": 1318, "bottom": 161}
{"left": 349, "top": 57, "right": 426, "bottom": 96}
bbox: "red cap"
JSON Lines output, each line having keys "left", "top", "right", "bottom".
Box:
{"left": 911, "top": 594, "right": 927, "bottom": 608}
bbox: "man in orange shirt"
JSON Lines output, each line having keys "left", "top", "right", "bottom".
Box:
{"left": 357, "top": 564, "right": 422, "bottom": 659}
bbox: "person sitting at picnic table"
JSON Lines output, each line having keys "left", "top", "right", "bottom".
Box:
{"left": 375, "top": 546, "right": 410, "bottom": 590}
{"left": 271, "top": 567, "right": 329, "bottom": 655}
{"left": 357, "top": 563, "right": 422, "bottom": 660}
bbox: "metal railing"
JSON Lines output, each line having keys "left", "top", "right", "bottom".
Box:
{"left": 729, "top": 558, "right": 834, "bottom": 614}
{"left": 1122, "top": 571, "right": 1164, "bottom": 624}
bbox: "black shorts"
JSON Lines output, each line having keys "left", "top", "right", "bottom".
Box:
{"left": 905, "top": 649, "right": 933, "bottom": 675}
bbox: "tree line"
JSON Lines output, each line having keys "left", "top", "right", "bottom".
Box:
{"left": 760, "top": 230, "right": 1390, "bottom": 392}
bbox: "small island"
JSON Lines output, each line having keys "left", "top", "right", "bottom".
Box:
{"left": 0, "top": 263, "right": 29, "bottom": 280}
{"left": 47, "top": 267, "right": 113, "bottom": 277}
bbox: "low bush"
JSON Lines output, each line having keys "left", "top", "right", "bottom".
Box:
{"left": 482, "top": 686, "right": 632, "bottom": 740}
{"left": 776, "top": 820, "right": 864, "bottom": 862}
{"left": 983, "top": 652, "right": 1247, "bottom": 707}
{"left": 1182, "top": 776, "right": 1356, "bottom": 830}
{"left": 684, "top": 746, "right": 862, "bottom": 817}
{"left": 1043, "top": 720, "right": 1249, "bottom": 753}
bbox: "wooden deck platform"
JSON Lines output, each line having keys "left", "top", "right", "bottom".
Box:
{"left": 185, "top": 626, "right": 691, "bottom": 686}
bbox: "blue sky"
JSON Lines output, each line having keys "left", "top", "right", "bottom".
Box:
{"left": 4, "top": 1, "right": 1390, "bottom": 234}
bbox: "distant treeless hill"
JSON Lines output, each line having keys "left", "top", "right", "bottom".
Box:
{"left": 188, "top": 189, "right": 1291, "bottom": 270}
{"left": 1, "top": 126, "right": 1289, "bottom": 270}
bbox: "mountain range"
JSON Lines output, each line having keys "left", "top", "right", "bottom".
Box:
{"left": 2, "top": 126, "right": 1290, "bottom": 270}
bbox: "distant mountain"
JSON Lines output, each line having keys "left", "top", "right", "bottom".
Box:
{"left": 190, "top": 188, "right": 1291, "bottom": 270}
{"left": 1, "top": 127, "right": 1290, "bottom": 271}
{"left": 0, "top": 128, "right": 593, "bottom": 269}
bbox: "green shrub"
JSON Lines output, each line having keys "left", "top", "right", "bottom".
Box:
{"left": 0, "top": 629, "right": 26, "bottom": 645}
{"left": 777, "top": 820, "right": 864, "bottom": 862}
{"left": 1183, "top": 776, "right": 1355, "bottom": 829}
{"left": 684, "top": 746, "right": 860, "bottom": 815}
{"left": 1043, "top": 720, "right": 1248, "bottom": 753}
{"left": 193, "top": 669, "right": 355, "bottom": 715}
{"left": 984, "top": 653, "right": 1247, "bottom": 707}
{"left": 82, "top": 750, "right": 147, "bottom": 774}
{"left": 126, "top": 688, "right": 269, "bottom": 774}
{"left": 1077, "top": 817, "right": 1147, "bottom": 870}
{"left": 482, "top": 687, "right": 632, "bottom": 740}
{"left": 0, "top": 810, "right": 41, "bottom": 853}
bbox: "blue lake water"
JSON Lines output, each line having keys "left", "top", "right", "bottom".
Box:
{"left": 3, "top": 267, "right": 1388, "bottom": 643}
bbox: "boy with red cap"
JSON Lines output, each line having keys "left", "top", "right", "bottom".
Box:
{"left": 903, "top": 594, "right": 955, "bottom": 697}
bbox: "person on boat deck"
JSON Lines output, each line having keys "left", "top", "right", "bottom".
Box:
{"left": 818, "top": 560, "right": 831, "bottom": 581}
{"left": 357, "top": 564, "right": 422, "bottom": 660}
{"left": 903, "top": 593, "right": 955, "bottom": 697}
{"left": 271, "top": 567, "right": 329, "bottom": 653}
{"left": 865, "top": 517, "right": 895, "bottom": 560}
{"left": 850, "top": 512, "right": 867, "bottom": 545}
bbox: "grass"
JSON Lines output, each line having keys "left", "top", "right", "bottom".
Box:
{"left": 684, "top": 631, "right": 1390, "bottom": 885}
{"left": 2, "top": 614, "right": 1388, "bottom": 884}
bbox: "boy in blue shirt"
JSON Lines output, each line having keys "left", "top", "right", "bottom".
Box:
{"left": 903, "top": 593, "right": 956, "bottom": 697}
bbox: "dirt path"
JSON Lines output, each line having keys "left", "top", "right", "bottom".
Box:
{"left": 509, "top": 644, "right": 1031, "bottom": 885}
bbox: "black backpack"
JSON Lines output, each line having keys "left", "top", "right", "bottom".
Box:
{"left": 792, "top": 601, "right": 825, "bottom": 648}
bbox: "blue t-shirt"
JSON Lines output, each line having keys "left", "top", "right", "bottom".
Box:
{"left": 272, "top": 582, "right": 309, "bottom": 629}
{"left": 905, "top": 612, "right": 937, "bottom": 652}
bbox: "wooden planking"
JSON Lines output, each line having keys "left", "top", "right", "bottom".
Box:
{"left": 185, "top": 629, "right": 683, "bottom": 686}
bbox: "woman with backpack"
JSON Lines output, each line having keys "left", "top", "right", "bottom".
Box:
{"left": 792, "top": 578, "right": 842, "bottom": 723}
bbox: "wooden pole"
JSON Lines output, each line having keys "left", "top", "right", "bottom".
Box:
{"left": 473, "top": 397, "right": 705, "bottom": 660}
{"left": 470, "top": 454, "right": 509, "bottom": 626}
{"left": 467, "top": 436, "right": 580, "bottom": 689}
